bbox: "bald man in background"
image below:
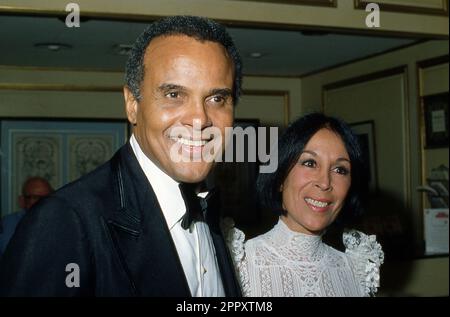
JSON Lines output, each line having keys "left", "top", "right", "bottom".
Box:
{"left": 0, "top": 177, "right": 53, "bottom": 258}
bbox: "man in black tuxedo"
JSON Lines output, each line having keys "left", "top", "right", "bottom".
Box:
{"left": 0, "top": 16, "right": 242, "bottom": 297}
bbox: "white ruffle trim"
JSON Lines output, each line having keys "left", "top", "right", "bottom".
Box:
{"left": 343, "top": 230, "right": 384, "bottom": 296}
{"left": 221, "top": 218, "right": 245, "bottom": 263}
{"left": 220, "top": 218, "right": 250, "bottom": 296}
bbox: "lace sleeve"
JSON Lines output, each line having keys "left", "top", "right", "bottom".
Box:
{"left": 220, "top": 218, "right": 250, "bottom": 296}
{"left": 343, "top": 230, "right": 385, "bottom": 297}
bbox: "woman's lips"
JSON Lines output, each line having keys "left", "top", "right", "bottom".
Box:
{"left": 304, "top": 197, "right": 331, "bottom": 212}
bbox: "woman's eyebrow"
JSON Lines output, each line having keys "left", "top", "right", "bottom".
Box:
{"left": 300, "top": 150, "right": 317, "bottom": 157}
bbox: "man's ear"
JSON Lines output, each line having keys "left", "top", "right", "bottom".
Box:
{"left": 124, "top": 86, "right": 138, "bottom": 125}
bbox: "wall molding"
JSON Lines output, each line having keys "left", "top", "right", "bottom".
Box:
{"left": 242, "top": 89, "right": 290, "bottom": 126}
{"left": 322, "top": 65, "right": 406, "bottom": 91}
{"left": 355, "top": 0, "right": 449, "bottom": 16}
{"left": 0, "top": 83, "right": 122, "bottom": 92}
{"left": 227, "top": 0, "right": 336, "bottom": 7}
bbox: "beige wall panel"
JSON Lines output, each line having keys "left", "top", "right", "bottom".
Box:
{"left": 243, "top": 76, "right": 301, "bottom": 124}
{"left": 380, "top": 257, "right": 449, "bottom": 296}
{"left": 324, "top": 74, "right": 407, "bottom": 204}
{"left": 421, "top": 63, "right": 449, "bottom": 96}
{"left": 302, "top": 41, "right": 448, "bottom": 114}
{"left": 0, "top": 67, "right": 124, "bottom": 86}
{"left": 425, "top": 148, "right": 449, "bottom": 175}
{"left": 236, "top": 94, "right": 285, "bottom": 127}
{"left": 0, "top": 90, "right": 125, "bottom": 119}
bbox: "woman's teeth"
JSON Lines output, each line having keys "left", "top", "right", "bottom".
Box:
{"left": 305, "top": 198, "right": 329, "bottom": 208}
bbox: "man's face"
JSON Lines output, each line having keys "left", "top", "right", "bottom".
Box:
{"left": 124, "top": 35, "right": 234, "bottom": 183}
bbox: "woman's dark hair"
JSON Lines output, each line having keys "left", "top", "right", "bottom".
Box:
{"left": 257, "top": 112, "right": 369, "bottom": 225}
{"left": 125, "top": 15, "right": 242, "bottom": 104}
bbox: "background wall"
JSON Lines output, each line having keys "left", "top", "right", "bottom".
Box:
{"left": 1, "top": 0, "right": 448, "bottom": 37}
{"left": 419, "top": 61, "right": 449, "bottom": 209}
{"left": 301, "top": 40, "right": 449, "bottom": 296}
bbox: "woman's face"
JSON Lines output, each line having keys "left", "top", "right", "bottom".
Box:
{"left": 281, "top": 128, "right": 351, "bottom": 235}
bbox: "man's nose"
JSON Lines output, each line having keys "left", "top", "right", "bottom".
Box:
{"left": 183, "top": 98, "right": 211, "bottom": 130}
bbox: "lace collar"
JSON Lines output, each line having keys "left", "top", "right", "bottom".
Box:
{"left": 269, "top": 219, "right": 325, "bottom": 261}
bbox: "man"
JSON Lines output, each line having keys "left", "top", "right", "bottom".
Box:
{"left": 0, "top": 177, "right": 53, "bottom": 258}
{"left": 0, "top": 16, "right": 242, "bottom": 296}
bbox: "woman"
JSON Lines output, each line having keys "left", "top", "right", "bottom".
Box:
{"left": 224, "top": 113, "right": 384, "bottom": 297}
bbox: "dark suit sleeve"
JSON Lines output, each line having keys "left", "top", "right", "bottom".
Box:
{"left": 0, "top": 196, "right": 94, "bottom": 296}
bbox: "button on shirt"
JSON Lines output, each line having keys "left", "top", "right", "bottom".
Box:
{"left": 130, "top": 135, "right": 225, "bottom": 297}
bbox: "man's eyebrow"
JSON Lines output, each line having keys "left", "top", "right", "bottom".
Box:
{"left": 158, "top": 83, "right": 187, "bottom": 92}
{"left": 209, "top": 88, "right": 232, "bottom": 97}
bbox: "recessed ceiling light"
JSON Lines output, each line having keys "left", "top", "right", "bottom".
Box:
{"left": 34, "top": 43, "right": 72, "bottom": 51}
{"left": 248, "top": 52, "right": 265, "bottom": 58}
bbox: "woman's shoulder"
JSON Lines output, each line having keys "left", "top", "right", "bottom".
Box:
{"left": 221, "top": 218, "right": 246, "bottom": 262}
{"left": 342, "top": 230, "right": 385, "bottom": 296}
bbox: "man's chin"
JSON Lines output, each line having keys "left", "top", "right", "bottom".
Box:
{"left": 171, "top": 162, "right": 213, "bottom": 183}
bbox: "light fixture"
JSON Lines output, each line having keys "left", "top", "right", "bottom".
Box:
{"left": 114, "top": 44, "right": 133, "bottom": 56}
{"left": 34, "top": 43, "right": 72, "bottom": 51}
{"left": 248, "top": 52, "right": 265, "bottom": 59}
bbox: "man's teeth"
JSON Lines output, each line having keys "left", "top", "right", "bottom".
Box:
{"left": 174, "top": 137, "right": 208, "bottom": 147}
{"left": 305, "top": 198, "right": 329, "bottom": 208}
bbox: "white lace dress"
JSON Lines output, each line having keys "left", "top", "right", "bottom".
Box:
{"left": 223, "top": 219, "right": 384, "bottom": 297}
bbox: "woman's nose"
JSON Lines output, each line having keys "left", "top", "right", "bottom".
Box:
{"left": 314, "top": 170, "right": 332, "bottom": 191}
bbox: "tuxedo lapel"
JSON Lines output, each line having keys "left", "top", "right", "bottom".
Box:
{"left": 107, "top": 144, "right": 191, "bottom": 296}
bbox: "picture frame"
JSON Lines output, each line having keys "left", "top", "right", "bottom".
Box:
{"left": 350, "top": 120, "right": 378, "bottom": 193}
{"left": 0, "top": 118, "right": 128, "bottom": 217}
{"left": 423, "top": 92, "right": 449, "bottom": 149}
{"left": 228, "top": 0, "right": 336, "bottom": 7}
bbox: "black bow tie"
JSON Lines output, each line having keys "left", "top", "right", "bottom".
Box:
{"left": 179, "top": 182, "right": 218, "bottom": 231}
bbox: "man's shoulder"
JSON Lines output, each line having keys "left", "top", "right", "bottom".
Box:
{"left": 59, "top": 158, "right": 114, "bottom": 194}
{"left": 1, "top": 210, "right": 26, "bottom": 226}
{"left": 36, "top": 156, "right": 118, "bottom": 219}
{"left": 56, "top": 143, "right": 133, "bottom": 198}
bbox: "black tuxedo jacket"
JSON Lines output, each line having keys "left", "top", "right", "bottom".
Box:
{"left": 0, "top": 143, "right": 241, "bottom": 297}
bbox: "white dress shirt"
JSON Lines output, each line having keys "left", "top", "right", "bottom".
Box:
{"left": 130, "top": 135, "right": 225, "bottom": 297}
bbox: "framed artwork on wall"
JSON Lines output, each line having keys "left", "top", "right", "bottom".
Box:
{"left": 350, "top": 120, "right": 378, "bottom": 194}
{"left": 0, "top": 118, "right": 128, "bottom": 217}
{"left": 423, "top": 92, "right": 449, "bottom": 149}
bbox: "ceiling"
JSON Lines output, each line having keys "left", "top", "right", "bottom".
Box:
{"left": 0, "top": 15, "right": 420, "bottom": 76}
